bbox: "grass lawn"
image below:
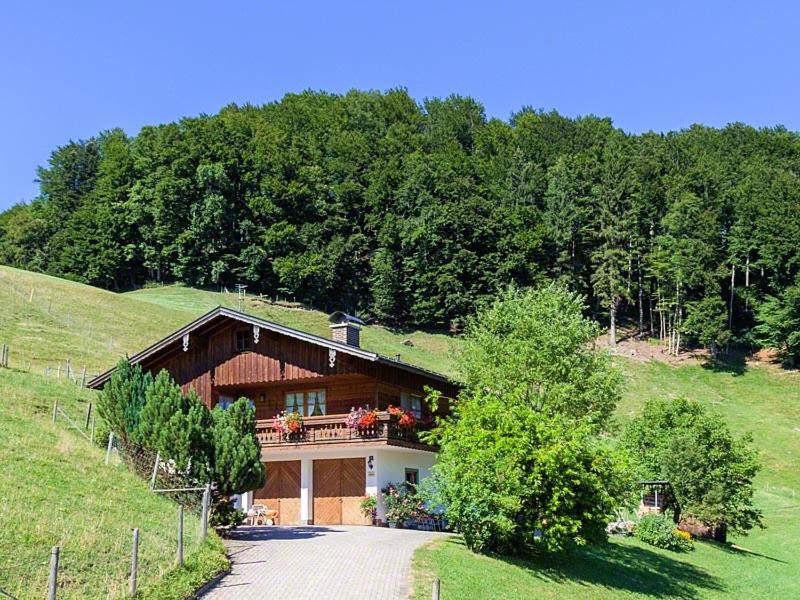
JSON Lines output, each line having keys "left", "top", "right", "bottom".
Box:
{"left": 0, "top": 369, "right": 229, "bottom": 599}
{"left": 411, "top": 359, "right": 800, "bottom": 599}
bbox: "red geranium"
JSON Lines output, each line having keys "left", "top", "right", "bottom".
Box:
{"left": 358, "top": 410, "right": 378, "bottom": 429}
{"left": 387, "top": 405, "right": 404, "bottom": 418}
{"left": 397, "top": 412, "right": 417, "bottom": 429}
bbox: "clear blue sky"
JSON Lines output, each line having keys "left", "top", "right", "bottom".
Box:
{"left": 1, "top": 1, "right": 798, "bottom": 211}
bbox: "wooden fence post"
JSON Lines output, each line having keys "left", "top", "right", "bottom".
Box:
{"left": 52, "top": 399, "right": 59, "bottom": 423}
{"left": 85, "top": 403, "right": 93, "bottom": 430}
{"left": 105, "top": 432, "right": 114, "bottom": 465}
{"left": 432, "top": 577, "right": 440, "bottom": 600}
{"left": 47, "top": 546, "right": 60, "bottom": 600}
{"left": 177, "top": 505, "right": 184, "bottom": 567}
{"left": 200, "top": 484, "right": 211, "bottom": 541}
{"left": 80, "top": 367, "right": 87, "bottom": 387}
{"left": 149, "top": 453, "right": 161, "bottom": 489}
{"left": 130, "top": 528, "right": 139, "bottom": 597}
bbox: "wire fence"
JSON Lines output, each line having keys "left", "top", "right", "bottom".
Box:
{"left": 0, "top": 495, "right": 210, "bottom": 600}
{"left": 1, "top": 399, "right": 212, "bottom": 599}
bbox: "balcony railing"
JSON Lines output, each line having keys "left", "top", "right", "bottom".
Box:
{"left": 255, "top": 412, "right": 433, "bottom": 449}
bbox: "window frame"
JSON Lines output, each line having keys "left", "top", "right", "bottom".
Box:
{"left": 234, "top": 329, "right": 252, "bottom": 353}
{"left": 400, "top": 392, "right": 423, "bottom": 418}
{"left": 404, "top": 468, "right": 419, "bottom": 486}
{"left": 284, "top": 389, "right": 326, "bottom": 417}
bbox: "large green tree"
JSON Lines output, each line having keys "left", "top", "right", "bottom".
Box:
{"left": 429, "top": 286, "right": 631, "bottom": 555}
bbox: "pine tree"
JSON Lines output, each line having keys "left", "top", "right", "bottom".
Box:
{"left": 136, "top": 370, "right": 211, "bottom": 478}
{"left": 210, "top": 398, "right": 265, "bottom": 497}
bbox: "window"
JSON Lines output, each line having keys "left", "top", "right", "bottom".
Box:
{"left": 284, "top": 390, "right": 326, "bottom": 417}
{"left": 217, "top": 395, "right": 255, "bottom": 410}
{"left": 235, "top": 330, "right": 251, "bottom": 352}
{"left": 400, "top": 392, "right": 422, "bottom": 418}
{"left": 405, "top": 468, "right": 419, "bottom": 486}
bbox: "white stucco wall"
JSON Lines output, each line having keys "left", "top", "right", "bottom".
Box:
{"left": 373, "top": 447, "right": 437, "bottom": 522}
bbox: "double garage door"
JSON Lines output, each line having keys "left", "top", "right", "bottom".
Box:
{"left": 254, "top": 458, "right": 368, "bottom": 525}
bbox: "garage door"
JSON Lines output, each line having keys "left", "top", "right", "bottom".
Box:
{"left": 313, "top": 458, "right": 368, "bottom": 525}
{"left": 254, "top": 460, "right": 301, "bottom": 525}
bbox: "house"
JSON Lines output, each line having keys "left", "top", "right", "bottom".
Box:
{"left": 89, "top": 306, "right": 458, "bottom": 526}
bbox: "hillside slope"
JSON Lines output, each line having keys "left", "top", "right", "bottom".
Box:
{"left": 3, "top": 267, "right": 798, "bottom": 598}
{"left": 0, "top": 369, "right": 228, "bottom": 599}
{"left": 0, "top": 266, "right": 458, "bottom": 377}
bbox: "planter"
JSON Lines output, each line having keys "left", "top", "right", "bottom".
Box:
{"left": 388, "top": 521, "right": 397, "bottom": 529}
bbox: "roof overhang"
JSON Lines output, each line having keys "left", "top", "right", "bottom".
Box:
{"left": 87, "top": 306, "right": 454, "bottom": 389}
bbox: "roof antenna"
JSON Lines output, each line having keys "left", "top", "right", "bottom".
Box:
{"left": 235, "top": 284, "right": 247, "bottom": 312}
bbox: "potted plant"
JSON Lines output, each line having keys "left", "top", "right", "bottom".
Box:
{"left": 345, "top": 406, "right": 379, "bottom": 434}
{"left": 358, "top": 409, "right": 378, "bottom": 430}
{"left": 382, "top": 482, "right": 417, "bottom": 528}
{"left": 345, "top": 406, "right": 367, "bottom": 429}
{"left": 272, "top": 411, "right": 304, "bottom": 439}
{"left": 359, "top": 495, "right": 377, "bottom": 524}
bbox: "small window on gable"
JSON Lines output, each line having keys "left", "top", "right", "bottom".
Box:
{"left": 235, "top": 329, "right": 251, "bottom": 353}
{"left": 405, "top": 468, "right": 419, "bottom": 486}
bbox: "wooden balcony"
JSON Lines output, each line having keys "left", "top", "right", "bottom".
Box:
{"left": 255, "top": 412, "right": 437, "bottom": 452}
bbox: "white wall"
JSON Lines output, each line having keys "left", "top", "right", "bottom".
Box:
{"left": 374, "top": 448, "right": 437, "bottom": 522}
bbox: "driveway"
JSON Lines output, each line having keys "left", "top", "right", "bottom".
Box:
{"left": 200, "top": 525, "right": 444, "bottom": 600}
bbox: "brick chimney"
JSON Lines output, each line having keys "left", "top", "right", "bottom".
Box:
{"left": 328, "top": 311, "right": 365, "bottom": 347}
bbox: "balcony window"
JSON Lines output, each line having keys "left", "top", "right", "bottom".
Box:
{"left": 400, "top": 392, "right": 422, "bottom": 418}
{"left": 285, "top": 390, "right": 326, "bottom": 417}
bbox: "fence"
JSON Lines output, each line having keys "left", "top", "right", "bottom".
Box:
{"left": 0, "top": 400, "right": 213, "bottom": 598}
{"left": 0, "top": 494, "right": 210, "bottom": 600}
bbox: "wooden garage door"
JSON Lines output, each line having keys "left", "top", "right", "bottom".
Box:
{"left": 313, "top": 458, "right": 368, "bottom": 525}
{"left": 254, "top": 460, "right": 301, "bottom": 525}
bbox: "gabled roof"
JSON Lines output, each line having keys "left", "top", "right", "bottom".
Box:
{"left": 87, "top": 306, "right": 453, "bottom": 388}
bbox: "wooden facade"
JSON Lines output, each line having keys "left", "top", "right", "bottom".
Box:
{"left": 89, "top": 307, "right": 458, "bottom": 446}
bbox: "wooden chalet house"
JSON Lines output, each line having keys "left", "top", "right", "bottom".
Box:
{"left": 89, "top": 307, "right": 458, "bottom": 526}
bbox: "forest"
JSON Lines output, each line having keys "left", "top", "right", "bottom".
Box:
{"left": 2, "top": 89, "right": 800, "bottom": 360}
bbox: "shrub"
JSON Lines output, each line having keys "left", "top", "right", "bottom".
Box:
{"left": 360, "top": 495, "right": 377, "bottom": 520}
{"left": 623, "top": 397, "right": 763, "bottom": 537}
{"left": 635, "top": 514, "right": 693, "bottom": 552}
{"left": 382, "top": 482, "right": 420, "bottom": 524}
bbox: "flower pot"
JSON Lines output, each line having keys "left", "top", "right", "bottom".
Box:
{"left": 388, "top": 521, "right": 397, "bottom": 529}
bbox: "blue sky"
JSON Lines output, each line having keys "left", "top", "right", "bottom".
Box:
{"left": 1, "top": 1, "right": 798, "bottom": 211}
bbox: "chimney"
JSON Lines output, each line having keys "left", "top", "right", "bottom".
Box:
{"left": 328, "top": 311, "right": 366, "bottom": 347}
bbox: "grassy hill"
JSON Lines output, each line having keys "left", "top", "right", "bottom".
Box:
{"left": 2, "top": 266, "right": 799, "bottom": 598}
{"left": 0, "top": 369, "right": 228, "bottom": 599}
{"left": 412, "top": 360, "right": 800, "bottom": 599}
{"left": 0, "top": 265, "right": 457, "bottom": 378}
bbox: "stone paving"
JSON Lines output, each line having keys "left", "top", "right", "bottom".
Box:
{"left": 200, "top": 525, "right": 444, "bottom": 600}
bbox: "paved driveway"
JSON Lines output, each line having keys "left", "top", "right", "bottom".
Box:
{"left": 200, "top": 525, "right": 444, "bottom": 600}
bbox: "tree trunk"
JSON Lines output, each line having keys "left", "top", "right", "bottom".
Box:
{"left": 637, "top": 257, "right": 644, "bottom": 338}
{"left": 728, "top": 264, "right": 735, "bottom": 331}
{"left": 609, "top": 299, "right": 617, "bottom": 350}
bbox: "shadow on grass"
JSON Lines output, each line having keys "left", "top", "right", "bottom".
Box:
{"left": 494, "top": 539, "right": 726, "bottom": 599}
{"left": 701, "top": 351, "right": 748, "bottom": 376}
{"left": 713, "top": 541, "right": 789, "bottom": 564}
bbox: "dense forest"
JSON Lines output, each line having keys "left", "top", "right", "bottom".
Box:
{"left": 2, "top": 89, "right": 800, "bottom": 360}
